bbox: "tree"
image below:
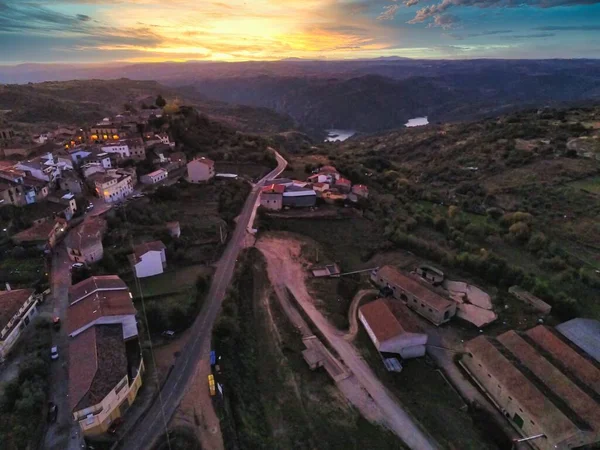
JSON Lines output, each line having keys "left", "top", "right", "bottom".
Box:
{"left": 156, "top": 95, "right": 167, "bottom": 108}
{"left": 509, "top": 221, "right": 530, "bottom": 242}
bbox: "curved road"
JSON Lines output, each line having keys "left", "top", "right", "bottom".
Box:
{"left": 118, "top": 150, "right": 287, "bottom": 450}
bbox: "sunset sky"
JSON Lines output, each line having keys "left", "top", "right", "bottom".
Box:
{"left": 1, "top": 0, "right": 599, "bottom": 63}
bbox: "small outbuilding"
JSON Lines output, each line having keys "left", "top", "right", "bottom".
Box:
{"left": 282, "top": 187, "right": 316, "bottom": 208}
{"left": 129, "top": 240, "right": 167, "bottom": 278}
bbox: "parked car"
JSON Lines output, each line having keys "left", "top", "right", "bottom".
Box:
{"left": 47, "top": 402, "right": 58, "bottom": 423}
{"left": 50, "top": 346, "right": 59, "bottom": 360}
{"left": 71, "top": 262, "right": 85, "bottom": 270}
{"left": 53, "top": 316, "right": 61, "bottom": 331}
{"left": 107, "top": 417, "right": 124, "bottom": 435}
{"left": 161, "top": 330, "right": 175, "bottom": 339}
{"left": 85, "top": 202, "right": 94, "bottom": 211}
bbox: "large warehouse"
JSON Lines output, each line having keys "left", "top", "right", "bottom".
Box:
{"left": 461, "top": 325, "right": 600, "bottom": 450}
{"left": 371, "top": 265, "right": 456, "bottom": 325}
{"left": 359, "top": 299, "right": 428, "bottom": 359}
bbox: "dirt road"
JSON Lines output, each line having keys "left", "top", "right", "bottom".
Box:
{"left": 345, "top": 289, "right": 378, "bottom": 341}
{"left": 256, "top": 236, "right": 439, "bottom": 450}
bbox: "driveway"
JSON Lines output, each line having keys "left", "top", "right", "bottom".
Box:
{"left": 42, "top": 245, "right": 86, "bottom": 450}
{"left": 116, "top": 151, "right": 287, "bottom": 450}
{"left": 256, "top": 236, "right": 440, "bottom": 450}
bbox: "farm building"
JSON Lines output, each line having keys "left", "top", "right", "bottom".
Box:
{"left": 461, "top": 325, "right": 600, "bottom": 450}
{"left": 509, "top": 286, "right": 552, "bottom": 315}
{"left": 371, "top": 266, "right": 456, "bottom": 326}
{"left": 415, "top": 265, "right": 444, "bottom": 285}
{"left": 556, "top": 318, "right": 600, "bottom": 363}
{"left": 260, "top": 184, "right": 284, "bottom": 210}
{"left": 282, "top": 187, "right": 316, "bottom": 208}
{"left": 359, "top": 299, "right": 428, "bottom": 359}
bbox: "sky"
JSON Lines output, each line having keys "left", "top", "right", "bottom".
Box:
{"left": 0, "top": 0, "right": 599, "bottom": 63}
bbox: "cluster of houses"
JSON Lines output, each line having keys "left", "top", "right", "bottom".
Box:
{"left": 259, "top": 165, "right": 368, "bottom": 211}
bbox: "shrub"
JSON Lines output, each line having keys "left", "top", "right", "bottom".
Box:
{"left": 527, "top": 232, "right": 547, "bottom": 252}
{"left": 509, "top": 222, "right": 530, "bottom": 241}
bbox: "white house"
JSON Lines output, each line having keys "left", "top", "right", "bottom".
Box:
{"left": 140, "top": 169, "right": 168, "bottom": 185}
{"left": 92, "top": 169, "right": 134, "bottom": 203}
{"left": 186, "top": 157, "right": 215, "bottom": 183}
{"left": 0, "top": 287, "right": 40, "bottom": 362}
{"left": 129, "top": 241, "right": 167, "bottom": 278}
{"left": 101, "top": 142, "right": 130, "bottom": 159}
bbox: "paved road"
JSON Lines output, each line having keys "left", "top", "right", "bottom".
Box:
{"left": 43, "top": 245, "right": 86, "bottom": 450}
{"left": 118, "top": 151, "right": 287, "bottom": 450}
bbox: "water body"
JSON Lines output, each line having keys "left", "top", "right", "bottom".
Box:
{"left": 324, "top": 129, "right": 356, "bottom": 142}
{"left": 405, "top": 116, "right": 429, "bottom": 127}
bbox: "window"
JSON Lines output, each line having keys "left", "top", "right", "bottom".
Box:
{"left": 478, "top": 363, "right": 482, "bottom": 367}
{"left": 513, "top": 413, "right": 524, "bottom": 429}
{"left": 428, "top": 308, "right": 433, "bottom": 313}
{"left": 487, "top": 374, "right": 491, "bottom": 378}
{"left": 508, "top": 396, "right": 512, "bottom": 401}
{"left": 24, "top": 316, "right": 30, "bottom": 326}
{"left": 421, "top": 303, "right": 425, "bottom": 308}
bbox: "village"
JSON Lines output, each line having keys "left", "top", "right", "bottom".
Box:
{"left": 1, "top": 105, "right": 599, "bottom": 450}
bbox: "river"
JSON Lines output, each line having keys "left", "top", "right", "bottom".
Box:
{"left": 405, "top": 116, "right": 429, "bottom": 127}
{"left": 324, "top": 129, "right": 355, "bottom": 142}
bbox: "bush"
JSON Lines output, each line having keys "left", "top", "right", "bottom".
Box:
{"left": 527, "top": 232, "right": 547, "bottom": 252}
{"left": 509, "top": 222, "right": 530, "bottom": 241}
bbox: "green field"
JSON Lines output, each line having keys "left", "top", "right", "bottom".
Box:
{"left": 569, "top": 176, "right": 600, "bottom": 194}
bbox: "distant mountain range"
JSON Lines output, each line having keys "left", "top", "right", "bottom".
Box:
{"left": 1, "top": 59, "right": 600, "bottom": 133}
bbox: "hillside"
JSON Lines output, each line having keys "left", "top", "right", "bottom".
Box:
{"left": 293, "top": 106, "right": 600, "bottom": 321}
{"left": 0, "top": 79, "right": 295, "bottom": 133}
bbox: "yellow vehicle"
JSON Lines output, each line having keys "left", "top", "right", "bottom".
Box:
{"left": 208, "top": 374, "right": 216, "bottom": 396}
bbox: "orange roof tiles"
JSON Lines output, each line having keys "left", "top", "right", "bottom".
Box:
{"left": 466, "top": 335, "right": 579, "bottom": 442}
{"left": 261, "top": 183, "right": 285, "bottom": 194}
{"left": 378, "top": 266, "right": 454, "bottom": 311}
{"left": 360, "top": 299, "right": 404, "bottom": 342}
{"left": 526, "top": 326, "right": 600, "bottom": 397}
{"left": 67, "top": 290, "right": 135, "bottom": 335}
{"left": 69, "top": 275, "right": 127, "bottom": 305}
{"left": 497, "top": 330, "right": 600, "bottom": 430}
{"left": 0, "top": 289, "right": 34, "bottom": 331}
{"left": 65, "top": 217, "right": 106, "bottom": 251}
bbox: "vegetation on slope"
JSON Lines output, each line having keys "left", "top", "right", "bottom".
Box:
{"left": 213, "top": 248, "right": 407, "bottom": 450}
{"left": 285, "top": 106, "right": 600, "bottom": 322}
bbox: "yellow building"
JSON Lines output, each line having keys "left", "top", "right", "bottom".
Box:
{"left": 68, "top": 276, "right": 144, "bottom": 436}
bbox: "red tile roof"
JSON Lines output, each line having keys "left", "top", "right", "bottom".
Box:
{"left": 466, "top": 336, "right": 579, "bottom": 442}
{"left": 192, "top": 157, "right": 214, "bottom": 167}
{"left": 336, "top": 177, "right": 351, "bottom": 185}
{"left": 0, "top": 289, "right": 34, "bottom": 331}
{"left": 69, "top": 275, "right": 127, "bottom": 305}
{"left": 67, "top": 290, "right": 135, "bottom": 336}
{"left": 360, "top": 299, "right": 404, "bottom": 342}
{"left": 12, "top": 218, "right": 66, "bottom": 243}
{"left": 377, "top": 266, "right": 454, "bottom": 311}
{"left": 69, "top": 325, "right": 128, "bottom": 411}
{"left": 498, "top": 330, "right": 600, "bottom": 431}
{"left": 526, "top": 326, "right": 600, "bottom": 397}
{"left": 65, "top": 217, "right": 106, "bottom": 251}
{"left": 261, "top": 184, "right": 285, "bottom": 194}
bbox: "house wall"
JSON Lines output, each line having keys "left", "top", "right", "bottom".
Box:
{"left": 97, "top": 176, "right": 133, "bottom": 203}
{"left": 460, "top": 352, "right": 589, "bottom": 450}
{"left": 187, "top": 161, "right": 214, "bottom": 183}
{"left": 140, "top": 171, "right": 168, "bottom": 184}
{"left": 0, "top": 297, "right": 38, "bottom": 362}
{"left": 59, "top": 177, "right": 83, "bottom": 195}
{"left": 135, "top": 251, "right": 165, "bottom": 278}
{"left": 68, "top": 241, "right": 104, "bottom": 264}
{"left": 371, "top": 270, "right": 456, "bottom": 326}
{"left": 74, "top": 359, "right": 144, "bottom": 436}
{"left": 260, "top": 193, "right": 282, "bottom": 210}
{"left": 1, "top": 185, "right": 26, "bottom": 206}
{"left": 101, "top": 145, "right": 130, "bottom": 159}
{"left": 129, "top": 145, "right": 146, "bottom": 161}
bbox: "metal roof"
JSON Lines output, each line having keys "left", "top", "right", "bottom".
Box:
{"left": 557, "top": 319, "right": 600, "bottom": 363}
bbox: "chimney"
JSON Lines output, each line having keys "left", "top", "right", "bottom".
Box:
{"left": 5, "top": 282, "right": 11, "bottom": 291}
